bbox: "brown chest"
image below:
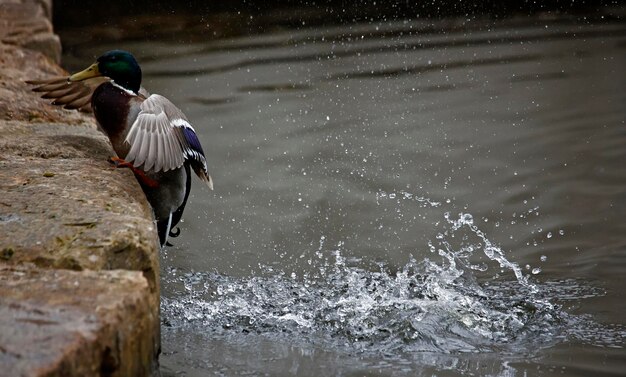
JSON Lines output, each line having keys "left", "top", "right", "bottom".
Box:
{"left": 91, "top": 83, "right": 135, "bottom": 156}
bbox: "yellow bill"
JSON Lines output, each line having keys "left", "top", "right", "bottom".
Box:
{"left": 69, "top": 63, "right": 101, "bottom": 81}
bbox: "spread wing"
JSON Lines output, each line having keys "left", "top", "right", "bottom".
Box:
{"left": 28, "top": 76, "right": 150, "bottom": 112}
{"left": 26, "top": 76, "right": 107, "bottom": 112}
{"left": 124, "top": 94, "right": 213, "bottom": 189}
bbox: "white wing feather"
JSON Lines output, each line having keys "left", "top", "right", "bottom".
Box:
{"left": 124, "top": 95, "right": 186, "bottom": 172}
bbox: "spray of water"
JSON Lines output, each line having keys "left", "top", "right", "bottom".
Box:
{"left": 162, "top": 190, "right": 625, "bottom": 356}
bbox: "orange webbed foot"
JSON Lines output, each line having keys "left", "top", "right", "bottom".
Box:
{"left": 108, "top": 156, "right": 159, "bottom": 188}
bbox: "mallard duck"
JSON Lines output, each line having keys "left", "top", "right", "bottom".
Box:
{"left": 29, "top": 50, "right": 213, "bottom": 247}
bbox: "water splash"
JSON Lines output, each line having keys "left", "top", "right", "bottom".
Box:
{"left": 162, "top": 250, "right": 624, "bottom": 356}
{"left": 165, "top": 267, "right": 624, "bottom": 355}
{"left": 162, "top": 191, "right": 625, "bottom": 357}
{"left": 440, "top": 211, "right": 536, "bottom": 292}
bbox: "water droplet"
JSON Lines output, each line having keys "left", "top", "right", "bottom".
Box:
{"left": 460, "top": 213, "right": 473, "bottom": 225}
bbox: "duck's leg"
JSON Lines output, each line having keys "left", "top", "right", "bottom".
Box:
{"left": 109, "top": 156, "right": 159, "bottom": 188}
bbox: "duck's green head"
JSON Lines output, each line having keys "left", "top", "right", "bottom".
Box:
{"left": 70, "top": 50, "right": 141, "bottom": 93}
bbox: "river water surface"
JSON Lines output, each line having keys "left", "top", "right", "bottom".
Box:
{"left": 65, "top": 13, "right": 626, "bottom": 376}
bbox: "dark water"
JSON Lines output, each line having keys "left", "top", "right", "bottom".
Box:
{"left": 67, "top": 14, "right": 626, "bottom": 376}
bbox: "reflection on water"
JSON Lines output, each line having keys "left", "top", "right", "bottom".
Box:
{"left": 66, "top": 12, "right": 626, "bottom": 376}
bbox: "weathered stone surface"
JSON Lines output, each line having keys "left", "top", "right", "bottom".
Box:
{"left": 0, "top": 0, "right": 60, "bottom": 63}
{"left": 0, "top": 265, "right": 159, "bottom": 377}
{"left": 0, "top": 1, "right": 162, "bottom": 375}
{"left": 0, "top": 121, "right": 160, "bottom": 292}
{"left": 0, "top": 44, "right": 89, "bottom": 123}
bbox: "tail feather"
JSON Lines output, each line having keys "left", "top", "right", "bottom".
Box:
{"left": 192, "top": 164, "right": 213, "bottom": 190}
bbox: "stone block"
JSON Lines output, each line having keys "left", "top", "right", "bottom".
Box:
{"left": 0, "top": 266, "right": 159, "bottom": 377}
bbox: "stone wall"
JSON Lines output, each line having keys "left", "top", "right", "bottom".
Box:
{"left": 0, "top": 1, "right": 161, "bottom": 376}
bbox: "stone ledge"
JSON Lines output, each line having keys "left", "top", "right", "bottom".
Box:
{"left": 0, "top": 0, "right": 60, "bottom": 63}
{"left": 0, "top": 266, "right": 158, "bottom": 377}
{"left": 0, "top": 0, "right": 162, "bottom": 375}
{"left": 0, "top": 121, "right": 160, "bottom": 294}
